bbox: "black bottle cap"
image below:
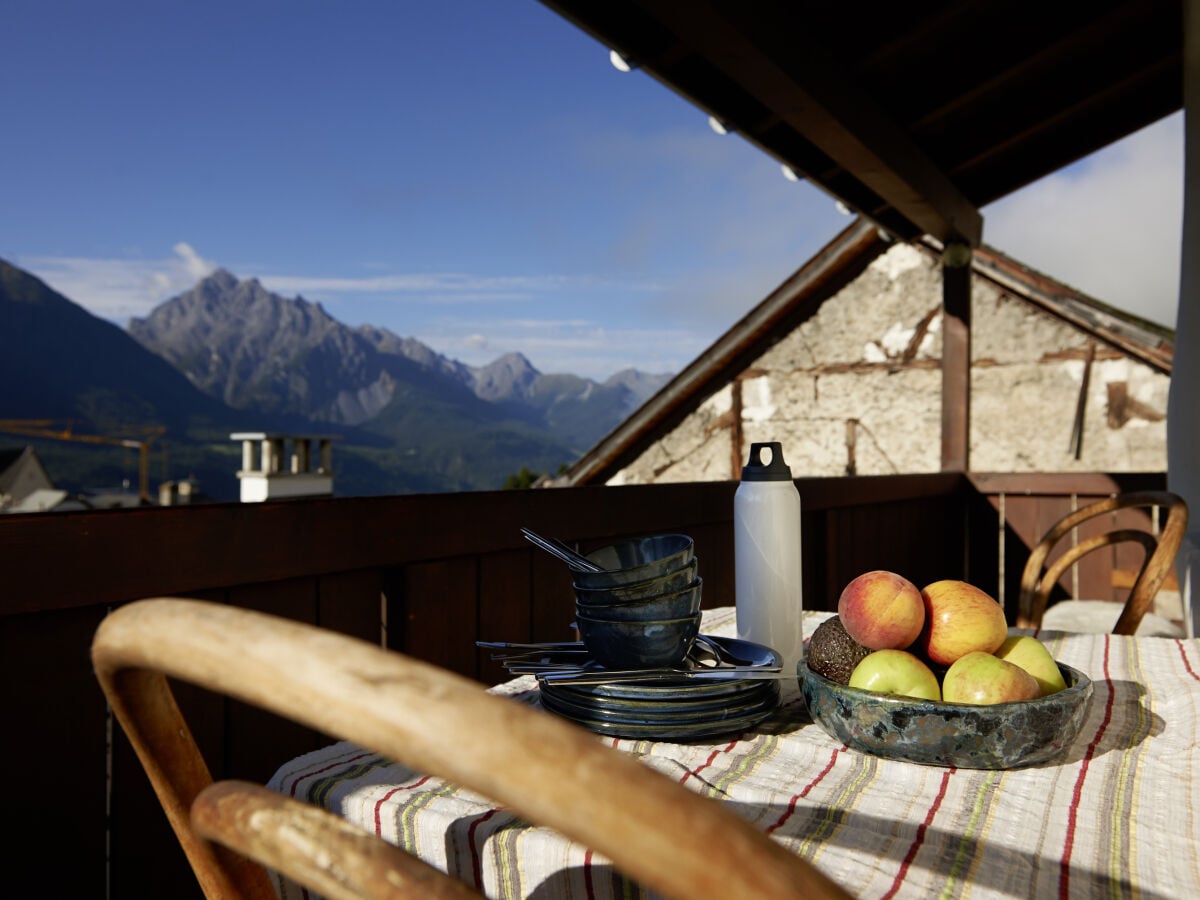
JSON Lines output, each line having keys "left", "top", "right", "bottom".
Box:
{"left": 741, "top": 441, "right": 793, "bottom": 481}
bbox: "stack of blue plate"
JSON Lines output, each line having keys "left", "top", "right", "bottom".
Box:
{"left": 536, "top": 635, "right": 781, "bottom": 741}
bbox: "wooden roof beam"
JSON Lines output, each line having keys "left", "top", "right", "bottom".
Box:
{"left": 633, "top": 0, "right": 984, "bottom": 246}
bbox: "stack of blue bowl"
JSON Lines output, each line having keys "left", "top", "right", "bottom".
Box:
{"left": 571, "top": 534, "right": 701, "bottom": 669}
{"left": 538, "top": 532, "right": 782, "bottom": 741}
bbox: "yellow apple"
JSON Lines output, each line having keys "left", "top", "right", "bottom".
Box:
{"left": 995, "top": 635, "right": 1067, "bottom": 696}
{"left": 917, "top": 580, "right": 1008, "bottom": 666}
{"left": 837, "top": 570, "right": 925, "bottom": 650}
{"left": 848, "top": 649, "right": 941, "bottom": 701}
{"left": 942, "top": 651, "right": 1041, "bottom": 705}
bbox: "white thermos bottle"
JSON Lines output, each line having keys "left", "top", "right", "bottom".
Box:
{"left": 734, "top": 441, "right": 804, "bottom": 676}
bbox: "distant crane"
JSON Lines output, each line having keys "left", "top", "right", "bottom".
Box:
{"left": 0, "top": 419, "right": 166, "bottom": 502}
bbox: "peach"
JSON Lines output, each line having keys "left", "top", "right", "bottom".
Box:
{"left": 837, "top": 570, "right": 925, "bottom": 650}
{"left": 918, "top": 580, "right": 1007, "bottom": 666}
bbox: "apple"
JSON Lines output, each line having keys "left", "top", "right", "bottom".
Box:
{"left": 837, "top": 570, "right": 925, "bottom": 650}
{"left": 941, "top": 651, "right": 1041, "bottom": 704}
{"left": 995, "top": 635, "right": 1067, "bottom": 696}
{"left": 917, "top": 580, "right": 1007, "bottom": 666}
{"left": 847, "top": 649, "right": 941, "bottom": 701}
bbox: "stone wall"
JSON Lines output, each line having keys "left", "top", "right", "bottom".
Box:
{"left": 609, "top": 243, "right": 1169, "bottom": 485}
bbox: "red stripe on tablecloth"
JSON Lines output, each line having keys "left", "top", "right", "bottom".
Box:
{"left": 286, "top": 751, "right": 374, "bottom": 797}
{"left": 584, "top": 848, "right": 596, "bottom": 900}
{"left": 1060, "top": 634, "right": 1115, "bottom": 899}
{"left": 880, "top": 766, "right": 954, "bottom": 899}
{"left": 374, "top": 773, "right": 434, "bottom": 834}
{"left": 1179, "top": 640, "right": 1200, "bottom": 681}
{"left": 681, "top": 740, "right": 738, "bottom": 787}
{"left": 467, "top": 807, "right": 502, "bottom": 889}
{"left": 766, "top": 747, "right": 841, "bottom": 834}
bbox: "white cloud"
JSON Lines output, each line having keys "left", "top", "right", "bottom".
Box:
{"left": 174, "top": 241, "right": 214, "bottom": 281}
{"left": 257, "top": 272, "right": 576, "bottom": 298}
{"left": 19, "top": 243, "right": 216, "bottom": 322}
{"left": 984, "top": 112, "right": 1183, "bottom": 329}
{"left": 417, "top": 317, "right": 699, "bottom": 380}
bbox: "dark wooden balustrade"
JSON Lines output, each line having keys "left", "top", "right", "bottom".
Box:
{"left": 0, "top": 470, "right": 1165, "bottom": 896}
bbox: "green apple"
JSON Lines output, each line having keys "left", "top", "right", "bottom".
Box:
{"left": 995, "top": 635, "right": 1067, "bottom": 696}
{"left": 941, "top": 651, "right": 1041, "bottom": 705}
{"left": 917, "top": 580, "right": 1008, "bottom": 666}
{"left": 848, "top": 649, "right": 941, "bottom": 701}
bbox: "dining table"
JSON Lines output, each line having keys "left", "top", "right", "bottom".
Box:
{"left": 267, "top": 607, "right": 1200, "bottom": 899}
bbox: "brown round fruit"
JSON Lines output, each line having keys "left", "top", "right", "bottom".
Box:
{"left": 807, "top": 615, "right": 872, "bottom": 685}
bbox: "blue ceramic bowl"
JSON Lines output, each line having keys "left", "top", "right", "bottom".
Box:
{"left": 575, "top": 610, "right": 701, "bottom": 669}
{"left": 575, "top": 577, "right": 703, "bottom": 621}
{"left": 573, "top": 534, "right": 695, "bottom": 589}
{"left": 799, "top": 660, "right": 1093, "bottom": 769}
{"left": 574, "top": 558, "right": 700, "bottom": 603}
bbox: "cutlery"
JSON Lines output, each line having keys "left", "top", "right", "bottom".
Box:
{"left": 498, "top": 659, "right": 604, "bottom": 673}
{"left": 691, "top": 634, "right": 761, "bottom": 667}
{"left": 520, "top": 527, "right": 605, "bottom": 572}
{"left": 506, "top": 654, "right": 781, "bottom": 675}
{"left": 481, "top": 636, "right": 773, "bottom": 674}
{"left": 537, "top": 667, "right": 793, "bottom": 685}
{"left": 494, "top": 657, "right": 592, "bottom": 672}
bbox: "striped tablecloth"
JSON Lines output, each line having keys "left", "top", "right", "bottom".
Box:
{"left": 268, "top": 608, "right": 1200, "bottom": 899}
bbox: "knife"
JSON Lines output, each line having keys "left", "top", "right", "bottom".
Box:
{"left": 538, "top": 667, "right": 792, "bottom": 685}
{"left": 476, "top": 640, "right": 585, "bottom": 650}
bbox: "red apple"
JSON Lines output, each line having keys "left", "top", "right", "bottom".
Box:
{"left": 837, "top": 570, "right": 925, "bottom": 650}
{"left": 917, "top": 580, "right": 1007, "bottom": 666}
{"left": 847, "top": 649, "right": 941, "bottom": 701}
{"left": 941, "top": 651, "right": 1041, "bottom": 705}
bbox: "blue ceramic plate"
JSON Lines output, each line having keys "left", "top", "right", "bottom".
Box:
{"left": 541, "top": 680, "right": 779, "bottom": 726}
{"left": 540, "top": 686, "right": 780, "bottom": 741}
{"left": 537, "top": 635, "right": 781, "bottom": 702}
{"left": 799, "top": 660, "right": 1093, "bottom": 769}
{"left": 535, "top": 635, "right": 783, "bottom": 740}
{"left": 544, "top": 678, "right": 776, "bottom": 716}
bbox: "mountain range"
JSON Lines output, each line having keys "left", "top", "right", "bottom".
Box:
{"left": 1, "top": 259, "right": 672, "bottom": 499}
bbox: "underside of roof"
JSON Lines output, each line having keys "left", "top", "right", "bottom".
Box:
{"left": 539, "top": 0, "right": 1183, "bottom": 247}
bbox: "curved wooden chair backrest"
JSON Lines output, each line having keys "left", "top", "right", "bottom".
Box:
{"left": 92, "top": 597, "right": 851, "bottom": 900}
{"left": 1016, "top": 490, "right": 1188, "bottom": 634}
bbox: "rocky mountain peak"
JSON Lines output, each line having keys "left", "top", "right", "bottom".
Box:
{"left": 193, "top": 268, "right": 239, "bottom": 300}
{"left": 473, "top": 352, "right": 539, "bottom": 401}
{"left": 126, "top": 268, "right": 674, "bottom": 459}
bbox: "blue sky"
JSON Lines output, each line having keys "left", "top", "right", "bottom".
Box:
{"left": 1, "top": 1, "right": 1184, "bottom": 381}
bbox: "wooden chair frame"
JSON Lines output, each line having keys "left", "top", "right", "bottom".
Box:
{"left": 92, "top": 597, "right": 850, "bottom": 900}
{"left": 1016, "top": 490, "right": 1188, "bottom": 634}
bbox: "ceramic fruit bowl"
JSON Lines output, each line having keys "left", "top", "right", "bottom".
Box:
{"left": 799, "top": 660, "right": 1093, "bottom": 769}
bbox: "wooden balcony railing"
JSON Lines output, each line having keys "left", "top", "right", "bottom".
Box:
{"left": 0, "top": 470, "right": 1164, "bottom": 897}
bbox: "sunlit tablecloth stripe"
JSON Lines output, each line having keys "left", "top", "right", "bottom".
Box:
{"left": 268, "top": 608, "right": 1200, "bottom": 899}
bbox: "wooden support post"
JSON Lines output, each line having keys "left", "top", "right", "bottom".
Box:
{"left": 731, "top": 376, "right": 744, "bottom": 477}
{"left": 1069, "top": 341, "right": 1096, "bottom": 459}
{"left": 941, "top": 243, "right": 972, "bottom": 471}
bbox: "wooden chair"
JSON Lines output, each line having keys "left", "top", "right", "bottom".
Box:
{"left": 92, "top": 597, "right": 851, "bottom": 900}
{"left": 1016, "top": 490, "right": 1188, "bottom": 636}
